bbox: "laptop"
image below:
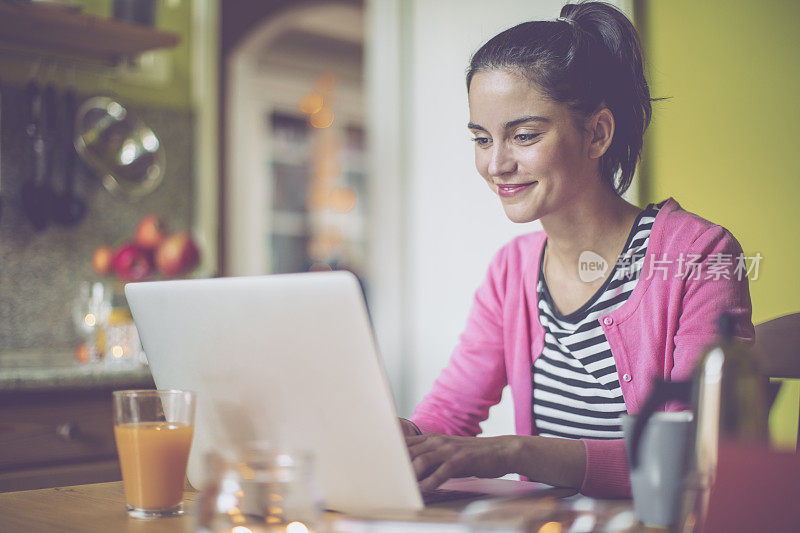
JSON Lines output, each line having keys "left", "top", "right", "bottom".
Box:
{"left": 125, "top": 272, "right": 567, "bottom": 514}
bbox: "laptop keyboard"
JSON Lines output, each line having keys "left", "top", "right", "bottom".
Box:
{"left": 422, "top": 488, "right": 487, "bottom": 505}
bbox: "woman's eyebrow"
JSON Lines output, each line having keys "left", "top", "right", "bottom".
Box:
{"left": 467, "top": 115, "right": 551, "bottom": 132}
{"left": 505, "top": 115, "right": 551, "bottom": 128}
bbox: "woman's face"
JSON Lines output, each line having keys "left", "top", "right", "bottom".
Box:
{"left": 468, "top": 69, "right": 601, "bottom": 224}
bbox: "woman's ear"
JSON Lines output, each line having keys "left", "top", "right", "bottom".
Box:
{"left": 587, "top": 107, "right": 615, "bottom": 160}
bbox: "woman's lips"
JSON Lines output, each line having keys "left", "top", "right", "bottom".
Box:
{"left": 497, "top": 181, "right": 537, "bottom": 198}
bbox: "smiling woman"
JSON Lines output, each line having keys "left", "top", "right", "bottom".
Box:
{"left": 401, "top": 1, "right": 755, "bottom": 498}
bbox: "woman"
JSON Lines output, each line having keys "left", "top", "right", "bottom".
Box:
{"left": 400, "top": 1, "right": 754, "bottom": 498}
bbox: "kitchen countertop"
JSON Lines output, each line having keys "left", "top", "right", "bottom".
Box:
{"left": 0, "top": 350, "right": 154, "bottom": 393}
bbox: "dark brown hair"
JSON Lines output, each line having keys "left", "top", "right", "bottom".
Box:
{"left": 466, "top": 1, "right": 662, "bottom": 196}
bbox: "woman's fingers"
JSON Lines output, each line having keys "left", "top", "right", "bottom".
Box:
{"left": 399, "top": 418, "right": 421, "bottom": 437}
{"left": 404, "top": 434, "right": 428, "bottom": 445}
{"left": 406, "top": 437, "right": 438, "bottom": 459}
{"left": 405, "top": 434, "right": 449, "bottom": 463}
{"left": 404, "top": 435, "right": 513, "bottom": 489}
{"left": 419, "top": 456, "right": 462, "bottom": 492}
{"left": 410, "top": 447, "right": 450, "bottom": 480}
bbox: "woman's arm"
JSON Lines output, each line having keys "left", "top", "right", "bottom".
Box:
{"left": 512, "top": 436, "right": 587, "bottom": 489}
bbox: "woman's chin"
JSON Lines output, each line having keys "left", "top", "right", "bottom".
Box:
{"left": 502, "top": 205, "right": 540, "bottom": 224}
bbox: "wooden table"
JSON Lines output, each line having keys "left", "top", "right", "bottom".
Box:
{"left": 0, "top": 482, "right": 198, "bottom": 533}
{"left": 0, "top": 481, "right": 642, "bottom": 532}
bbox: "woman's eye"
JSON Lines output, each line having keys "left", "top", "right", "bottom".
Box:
{"left": 471, "top": 137, "right": 491, "bottom": 147}
{"left": 514, "top": 133, "right": 540, "bottom": 143}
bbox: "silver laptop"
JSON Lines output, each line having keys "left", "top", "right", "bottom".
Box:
{"left": 125, "top": 272, "right": 562, "bottom": 514}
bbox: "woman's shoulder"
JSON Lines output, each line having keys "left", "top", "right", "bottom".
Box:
{"left": 652, "top": 197, "right": 744, "bottom": 255}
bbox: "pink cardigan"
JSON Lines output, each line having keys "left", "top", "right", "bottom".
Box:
{"left": 410, "top": 198, "right": 755, "bottom": 498}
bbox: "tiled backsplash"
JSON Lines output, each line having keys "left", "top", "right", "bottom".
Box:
{"left": 0, "top": 84, "right": 194, "bottom": 354}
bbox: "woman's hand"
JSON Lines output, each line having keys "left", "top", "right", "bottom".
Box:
{"left": 405, "top": 433, "right": 520, "bottom": 491}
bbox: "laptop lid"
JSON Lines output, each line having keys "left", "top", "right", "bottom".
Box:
{"left": 125, "top": 271, "right": 424, "bottom": 513}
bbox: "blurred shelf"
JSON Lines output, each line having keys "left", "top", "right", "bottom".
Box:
{"left": 0, "top": 2, "right": 180, "bottom": 64}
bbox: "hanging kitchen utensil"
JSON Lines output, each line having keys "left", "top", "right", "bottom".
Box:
{"left": 52, "top": 86, "right": 86, "bottom": 226}
{"left": 20, "top": 80, "right": 51, "bottom": 231}
{"left": 74, "top": 96, "right": 164, "bottom": 199}
{"left": 42, "top": 82, "right": 59, "bottom": 211}
{"left": 0, "top": 83, "right": 4, "bottom": 224}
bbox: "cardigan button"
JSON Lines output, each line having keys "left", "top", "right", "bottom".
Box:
{"left": 603, "top": 316, "right": 613, "bottom": 326}
{"left": 622, "top": 373, "right": 632, "bottom": 382}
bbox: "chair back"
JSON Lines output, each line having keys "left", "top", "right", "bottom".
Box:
{"left": 755, "top": 313, "right": 800, "bottom": 378}
{"left": 755, "top": 312, "right": 800, "bottom": 452}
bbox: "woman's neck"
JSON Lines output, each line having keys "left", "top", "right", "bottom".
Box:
{"left": 540, "top": 185, "right": 642, "bottom": 282}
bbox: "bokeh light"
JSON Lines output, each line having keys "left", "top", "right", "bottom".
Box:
{"left": 286, "top": 522, "right": 309, "bottom": 533}
{"left": 329, "top": 187, "right": 357, "bottom": 213}
{"left": 298, "top": 92, "right": 324, "bottom": 115}
{"left": 538, "top": 521, "right": 562, "bottom": 533}
{"left": 310, "top": 108, "right": 334, "bottom": 129}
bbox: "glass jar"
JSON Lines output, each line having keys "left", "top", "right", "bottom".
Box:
{"left": 197, "top": 447, "right": 322, "bottom": 533}
{"left": 71, "top": 282, "right": 111, "bottom": 363}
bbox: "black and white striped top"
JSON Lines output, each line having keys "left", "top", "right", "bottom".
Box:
{"left": 532, "top": 202, "right": 662, "bottom": 440}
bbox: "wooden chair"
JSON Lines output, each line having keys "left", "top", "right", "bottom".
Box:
{"left": 755, "top": 313, "right": 800, "bottom": 452}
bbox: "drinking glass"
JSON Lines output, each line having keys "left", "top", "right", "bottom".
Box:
{"left": 113, "top": 390, "right": 196, "bottom": 519}
{"left": 196, "top": 445, "right": 322, "bottom": 532}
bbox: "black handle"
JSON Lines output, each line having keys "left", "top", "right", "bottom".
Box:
{"left": 628, "top": 379, "right": 692, "bottom": 468}
{"left": 42, "top": 83, "right": 59, "bottom": 186}
{"left": 63, "top": 88, "right": 77, "bottom": 191}
{"left": 24, "top": 81, "right": 41, "bottom": 183}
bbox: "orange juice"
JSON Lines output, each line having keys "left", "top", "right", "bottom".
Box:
{"left": 114, "top": 422, "right": 194, "bottom": 510}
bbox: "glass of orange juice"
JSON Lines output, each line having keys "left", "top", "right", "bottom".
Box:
{"left": 113, "top": 389, "right": 196, "bottom": 519}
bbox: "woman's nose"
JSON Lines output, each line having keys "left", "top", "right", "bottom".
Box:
{"left": 487, "top": 143, "right": 517, "bottom": 177}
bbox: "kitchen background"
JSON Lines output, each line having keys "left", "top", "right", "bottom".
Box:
{"left": 0, "top": 0, "right": 198, "bottom": 354}
{"left": 0, "top": 0, "right": 798, "bottom": 465}
{"left": 0, "top": 92, "right": 194, "bottom": 351}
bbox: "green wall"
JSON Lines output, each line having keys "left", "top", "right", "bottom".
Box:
{"left": 638, "top": 0, "right": 800, "bottom": 325}
{"left": 0, "top": 0, "right": 192, "bottom": 110}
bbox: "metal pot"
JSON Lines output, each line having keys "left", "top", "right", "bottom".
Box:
{"left": 74, "top": 96, "right": 164, "bottom": 200}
